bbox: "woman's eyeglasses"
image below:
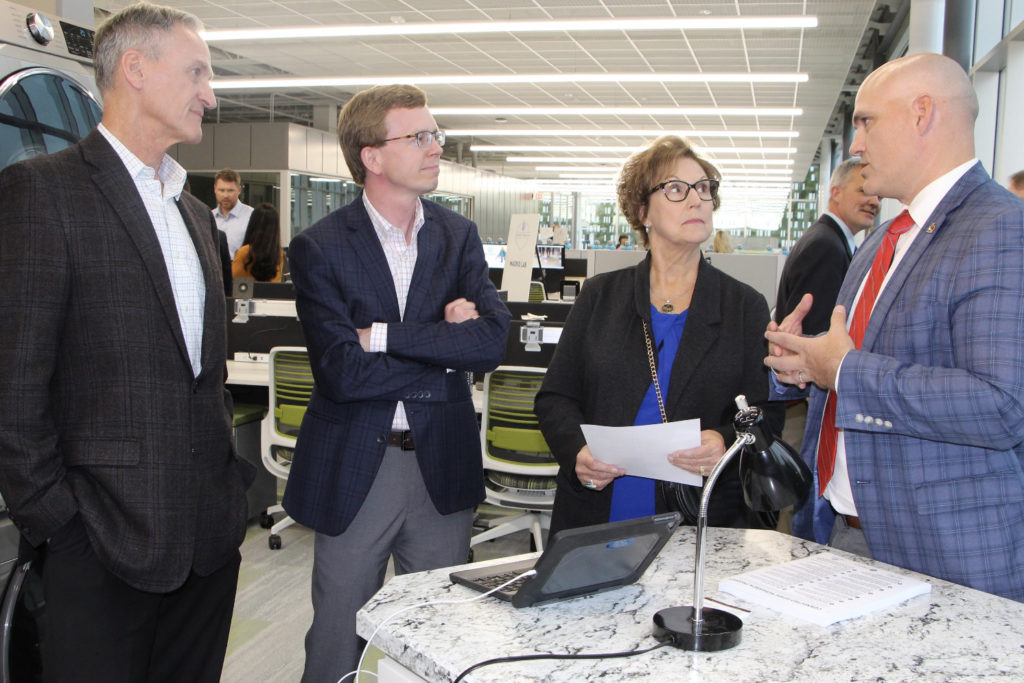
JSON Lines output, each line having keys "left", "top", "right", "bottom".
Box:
{"left": 648, "top": 178, "right": 719, "bottom": 202}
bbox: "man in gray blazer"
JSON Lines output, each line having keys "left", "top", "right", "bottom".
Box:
{"left": 767, "top": 54, "right": 1024, "bottom": 601}
{"left": 0, "top": 4, "right": 254, "bottom": 681}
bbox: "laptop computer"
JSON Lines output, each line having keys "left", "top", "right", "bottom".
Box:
{"left": 450, "top": 512, "right": 681, "bottom": 608}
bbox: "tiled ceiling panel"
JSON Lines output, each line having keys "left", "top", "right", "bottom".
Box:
{"left": 95, "top": 0, "right": 892, "bottom": 184}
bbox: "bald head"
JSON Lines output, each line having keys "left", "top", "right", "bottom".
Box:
{"left": 850, "top": 53, "right": 978, "bottom": 203}
{"left": 867, "top": 53, "right": 978, "bottom": 124}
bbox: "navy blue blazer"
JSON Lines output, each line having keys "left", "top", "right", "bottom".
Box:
{"left": 282, "top": 195, "right": 510, "bottom": 535}
{"left": 776, "top": 163, "right": 1024, "bottom": 601}
{"left": 775, "top": 214, "right": 853, "bottom": 335}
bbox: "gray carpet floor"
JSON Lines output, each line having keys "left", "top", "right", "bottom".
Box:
{"left": 221, "top": 508, "right": 533, "bottom": 682}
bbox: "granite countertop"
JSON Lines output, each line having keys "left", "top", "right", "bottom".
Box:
{"left": 357, "top": 528, "right": 1024, "bottom": 682}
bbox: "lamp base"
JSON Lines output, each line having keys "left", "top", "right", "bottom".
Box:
{"left": 652, "top": 606, "right": 743, "bottom": 651}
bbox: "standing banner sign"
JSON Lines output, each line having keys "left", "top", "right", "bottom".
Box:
{"left": 500, "top": 214, "right": 541, "bottom": 302}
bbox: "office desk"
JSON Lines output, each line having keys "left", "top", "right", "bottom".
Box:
{"left": 357, "top": 528, "right": 1024, "bottom": 682}
{"left": 227, "top": 359, "right": 270, "bottom": 386}
{"left": 226, "top": 359, "right": 486, "bottom": 414}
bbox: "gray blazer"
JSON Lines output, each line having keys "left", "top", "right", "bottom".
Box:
{"left": 0, "top": 130, "right": 254, "bottom": 593}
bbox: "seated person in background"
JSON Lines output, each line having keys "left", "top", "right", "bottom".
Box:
{"left": 712, "top": 229, "right": 733, "bottom": 253}
{"left": 534, "top": 135, "right": 784, "bottom": 535}
{"left": 232, "top": 202, "right": 284, "bottom": 282}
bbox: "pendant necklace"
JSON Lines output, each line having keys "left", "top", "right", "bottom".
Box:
{"left": 651, "top": 282, "right": 691, "bottom": 314}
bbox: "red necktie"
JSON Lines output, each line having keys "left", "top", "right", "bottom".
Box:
{"left": 816, "top": 210, "right": 915, "bottom": 495}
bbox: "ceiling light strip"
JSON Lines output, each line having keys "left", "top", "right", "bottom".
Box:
{"left": 432, "top": 106, "right": 802, "bottom": 117}
{"left": 448, "top": 129, "right": 798, "bottom": 138}
{"left": 474, "top": 145, "right": 798, "bottom": 154}
{"left": 202, "top": 16, "right": 818, "bottom": 42}
{"left": 211, "top": 72, "right": 808, "bottom": 90}
{"left": 506, "top": 156, "right": 794, "bottom": 164}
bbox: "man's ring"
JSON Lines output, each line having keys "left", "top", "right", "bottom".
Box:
{"left": 584, "top": 479, "right": 597, "bottom": 489}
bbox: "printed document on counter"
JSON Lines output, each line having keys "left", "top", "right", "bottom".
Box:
{"left": 718, "top": 552, "right": 931, "bottom": 626}
{"left": 581, "top": 420, "right": 702, "bottom": 486}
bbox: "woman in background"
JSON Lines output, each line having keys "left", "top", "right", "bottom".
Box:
{"left": 534, "top": 135, "right": 783, "bottom": 535}
{"left": 712, "top": 229, "right": 734, "bottom": 253}
{"left": 232, "top": 202, "right": 284, "bottom": 282}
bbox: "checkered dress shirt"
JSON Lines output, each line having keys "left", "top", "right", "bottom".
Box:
{"left": 363, "top": 193, "right": 425, "bottom": 431}
{"left": 98, "top": 124, "right": 205, "bottom": 376}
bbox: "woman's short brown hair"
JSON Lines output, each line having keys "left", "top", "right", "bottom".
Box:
{"left": 338, "top": 85, "right": 428, "bottom": 186}
{"left": 616, "top": 136, "right": 721, "bottom": 247}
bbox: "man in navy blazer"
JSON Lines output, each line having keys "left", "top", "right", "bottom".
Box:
{"left": 776, "top": 157, "right": 878, "bottom": 540}
{"left": 766, "top": 53, "right": 1024, "bottom": 601}
{"left": 283, "top": 85, "right": 510, "bottom": 680}
{"left": 0, "top": 5, "right": 253, "bottom": 681}
{"left": 775, "top": 157, "right": 879, "bottom": 335}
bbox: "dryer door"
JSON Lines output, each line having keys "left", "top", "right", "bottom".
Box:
{"left": 0, "top": 66, "right": 101, "bottom": 171}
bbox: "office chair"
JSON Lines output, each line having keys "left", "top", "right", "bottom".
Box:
{"left": 472, "top": 367, "right": 559, "bottom": 553}
{"left": 260, "top": 347, "right": 314, "bottom": 549}
{"left": 528, "top": 281, "right": 546, "bottom": 302}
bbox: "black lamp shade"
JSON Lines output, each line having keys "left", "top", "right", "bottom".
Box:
{"left": 736, "top": 408, "right": 812, "bottom": 511}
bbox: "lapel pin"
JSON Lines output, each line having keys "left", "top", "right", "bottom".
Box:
{"left": 926, "top": 223, "right": 936, "bottom": 233}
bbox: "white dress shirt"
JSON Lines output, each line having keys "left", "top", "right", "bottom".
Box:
{"left": 214, "top": 200, "right": 254, "bottom": 257}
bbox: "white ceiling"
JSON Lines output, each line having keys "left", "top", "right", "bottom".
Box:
{"left": 96, "top": 1, "right": 899, "bottom": 193}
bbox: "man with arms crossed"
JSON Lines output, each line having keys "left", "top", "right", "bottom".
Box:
{"left": 766, "top": 53, "right": 1024, "bottom": 600}
{"left": 0, "top": 3, "right": 254, "bottom": 681}
{"left": 283, "top": 85, "right": 510, "bottom": 680}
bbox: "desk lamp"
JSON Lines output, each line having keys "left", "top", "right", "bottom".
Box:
{"left": 653, "top": 395, "right": 811, "bottom": 651}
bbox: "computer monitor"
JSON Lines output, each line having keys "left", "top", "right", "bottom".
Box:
{"left": 536, "top": 244, "right": 564, "bottom": 270}
{"left": 482, "top": 243, "right": 507, "bottom": 269}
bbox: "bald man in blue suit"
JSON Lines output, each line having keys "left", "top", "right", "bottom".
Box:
{"left": 766, "top": 53, "right": 1024, "bottom": 601}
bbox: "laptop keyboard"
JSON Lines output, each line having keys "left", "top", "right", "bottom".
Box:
{"left": 476, "top": 569, "right": 532, "bottom": 593}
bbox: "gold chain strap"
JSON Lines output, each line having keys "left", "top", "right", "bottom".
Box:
{"left": 642, "top": 320, "right": 669, "bottom": 424}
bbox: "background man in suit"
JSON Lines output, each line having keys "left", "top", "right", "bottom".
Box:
{"left": 774, "top": 158, "right": 878, "bottom": 538}
{"left": 282, "top": 84, "right": 510, "bottom": 680}
{"left": 212, "top": 167, "right": 253, "bottom": 257}
{"left": 775, "top": 157, "right": 879, "bottom": 334}
{"left": 0, "top": 4, "right": 254, "bottom": 681}
{"left": 765, "top": 53, "right": 1024, "bottom": 601}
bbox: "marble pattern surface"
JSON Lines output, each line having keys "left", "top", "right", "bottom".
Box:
{"left": 357, "top": 528, "right": 1024, "bottom": 682}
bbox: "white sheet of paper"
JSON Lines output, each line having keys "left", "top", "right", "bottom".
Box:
{"left": 581, "top": 420, "right": 702, "bottom": 486}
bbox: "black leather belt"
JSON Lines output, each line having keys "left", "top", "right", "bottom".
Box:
{"left": 387, "top": 431, "right": 416, "bottom": 451}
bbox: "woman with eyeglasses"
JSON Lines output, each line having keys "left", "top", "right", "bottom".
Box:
{"left": 534, "top": 135, "right": 785, "bottom": 535}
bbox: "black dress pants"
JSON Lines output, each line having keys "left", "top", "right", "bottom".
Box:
{"left": 40, "top": 516, "right": 240, "bottom": 683}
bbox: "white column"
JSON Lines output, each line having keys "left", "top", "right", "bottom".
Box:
{"left": 908, "top": 0, "right": 945, "bottom": 54}
{"left": 996, "top": 40, "right": 1024, "bottom": 185}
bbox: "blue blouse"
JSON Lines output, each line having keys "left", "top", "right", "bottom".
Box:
{"left": 609, "top": 306, "right": 689, "bottom": 522}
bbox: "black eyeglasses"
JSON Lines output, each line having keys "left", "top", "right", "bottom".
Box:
{"left": 649, "top": 178, "right": 719, "bottom": 202}
{"left": 380, "top": 129, "right": 446, "bottom": 148}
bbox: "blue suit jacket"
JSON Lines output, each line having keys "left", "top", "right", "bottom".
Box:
{"left": 781, "top": 163, "right": 1024, "bottom": 601}
{"left": 282, "top": 195, "right": 510, "bottom": 535}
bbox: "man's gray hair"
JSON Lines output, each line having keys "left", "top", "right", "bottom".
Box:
{"left": 830, "top": 157, "right": 864, "bottom": 190}
{"left": 93, "top": 2, "right": 204, "bottom": 93}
